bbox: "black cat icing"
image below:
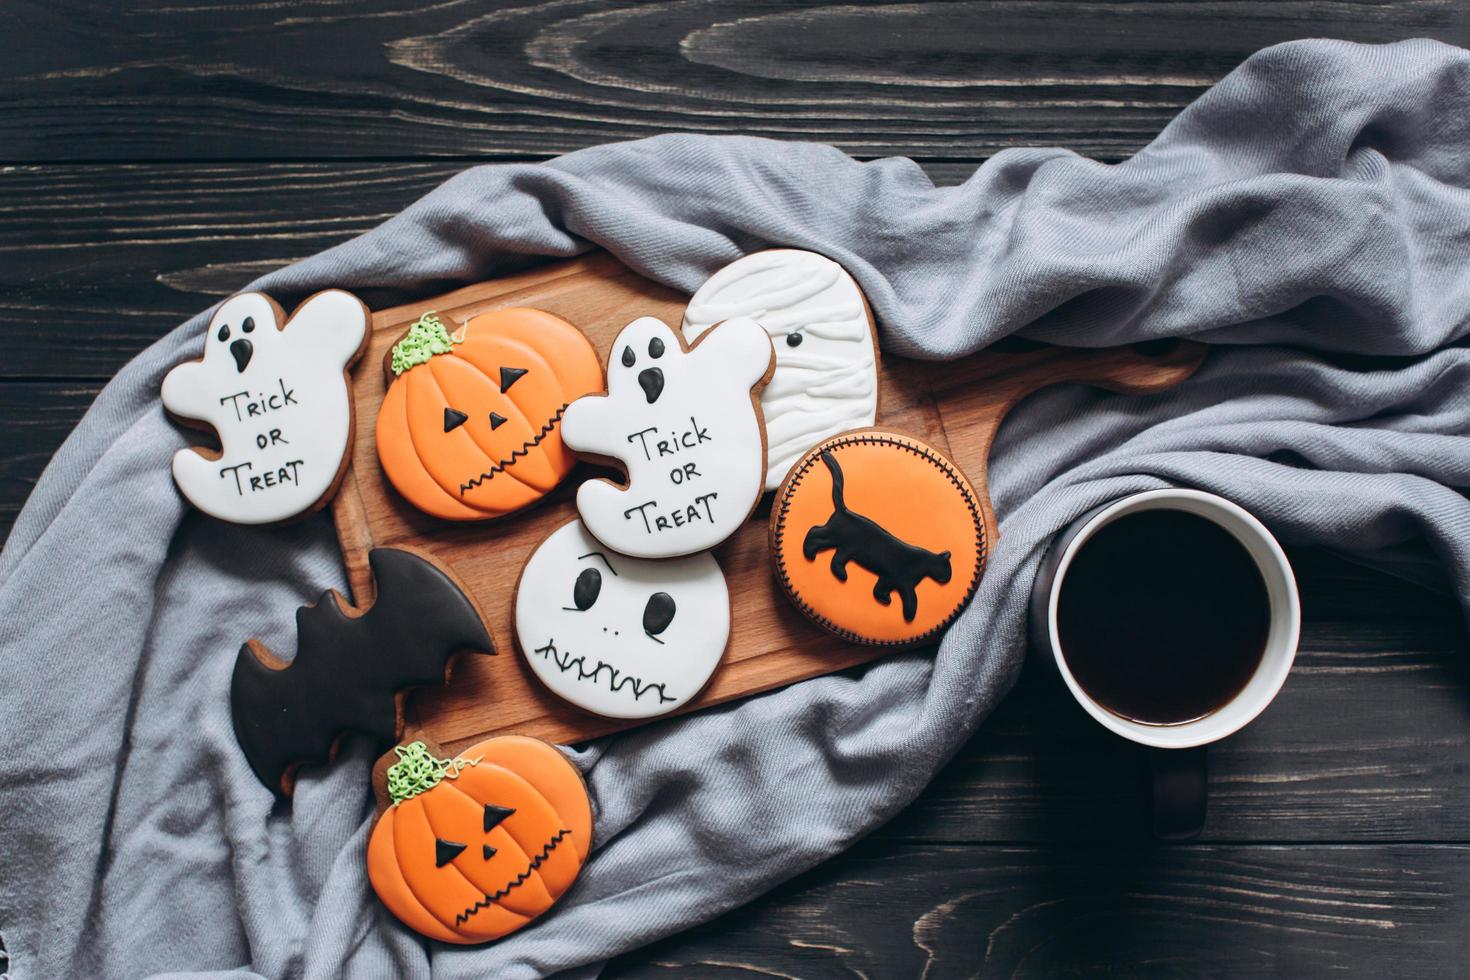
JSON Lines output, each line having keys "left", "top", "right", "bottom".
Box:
{"left": 802, "top": 451, "right": 952, "bottom": 622}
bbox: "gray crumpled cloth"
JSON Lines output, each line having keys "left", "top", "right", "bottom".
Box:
{"left": 3, "top": 37, "right": 1469, "bottom": 979}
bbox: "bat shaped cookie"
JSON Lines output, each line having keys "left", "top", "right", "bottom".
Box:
{"left": 231, "top": 548, "right": 493, "bottom": 795}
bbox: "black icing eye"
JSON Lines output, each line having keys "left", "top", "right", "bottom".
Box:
{"left": 786, "top": 332, "right": 804, "bottom": 348}
{"left": 570, "top": 567, "right": 601, "bottom": 611}
{"left": 621, "top": 346, "right": 636, "bottom": 368}
{"left": 443, "top": 407, "right": 469, "bottom": 432}
{"left": 242, "top": 316, "right": 255, "bottom": 334}
{"left": 499, "top": 366, "right": 528, "bottom": 392}
{"left": 642, "top": 591, "right": 676, "bottom": 641}
{"left": 484, "top": 803, "right": 514, "bottom": 832}
{"left": 435, "top": 838, "right": 466, "bottom": 868}
{"left": 217, "top": 324, "right": 230, "bottom": 342}
{"left": 648, "top": 336, "right": 665, "bottom": 359}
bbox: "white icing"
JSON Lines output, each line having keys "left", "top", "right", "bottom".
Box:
{"left": 682, "top": 249, "right": 878, "bottom": 490}
{"left": 562, "top": 316, "right": 773, "bottom": 558}
{"left": 516, "top": 519, "right": 730, "bottom": 719}
{"left": 160, "top": 290, "right": 367, "bottom": 525}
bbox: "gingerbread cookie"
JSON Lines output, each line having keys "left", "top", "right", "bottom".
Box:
{"left": 368, "top": 737, "right": 592, "bottom": 945}
{"left": 231, "top": 548, "right": 493, "bottom": 795}
{"left": 376, "top": 308, "right": 602, "bottom": 521}
{"left": 771, "top": 431, "right": 986, "bottom": 647}
{"left": 515, "top": 520, "right": 730, "bottom": 719}
{"left": 683, "top": 250, "right": 879, "bottom": 490}
{"left": 561, "top": 315, "right": 774, "bottom": 558}
{"left": 161, "top": 289, "right": 369, "bottom": 525}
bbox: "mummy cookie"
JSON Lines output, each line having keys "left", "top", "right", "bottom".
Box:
{"left": 515, "top": 520, "right": 730, "bottom": 719}
{"left": 368, "top": 736, "right": 592, "bottom": 944}
{"left": 376, "top": 308, "right": 603, "bottom": 521}
{"left": 771, "top": 430, "right": 986, "bottom": 647}
{"left": 683, "top": 250, "right": 878, "bottom": 490}
{"left": 161, "top": 290, "right": 369, "bottom": 524}
{"left": 561, "top": 316, "right": 774, "bottom": 558}
{"left": 231, "top": 548, "right": 493, "bottom": 795}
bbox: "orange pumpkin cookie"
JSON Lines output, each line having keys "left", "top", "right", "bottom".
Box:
{"left": 771, "top": 430, "right": 986, "bottom": 647}
{"left": 368, "top": 737, "right": 593, "bottom": 945}
{"left": 375, "top": 308, "right": 602, "bottom": 521}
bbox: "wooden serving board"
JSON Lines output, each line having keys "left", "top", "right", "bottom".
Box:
{"left": 332, "top": 252, "right": 1205, "bottom": 752}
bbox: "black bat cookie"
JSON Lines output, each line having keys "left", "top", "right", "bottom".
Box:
{"left": 231, "top": 548, "right": 493, "bottom": 796}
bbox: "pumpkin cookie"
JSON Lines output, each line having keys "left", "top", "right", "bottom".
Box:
{"left": 771, "top": 430, "right": 986, "bottom": 647}
{"left": 367, "top": 737, "right": 592, "bottom": 944}
{"left": 375, "top": 308, "right": 602, "bottom": 521}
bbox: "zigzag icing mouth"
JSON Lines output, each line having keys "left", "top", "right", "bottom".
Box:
{"left": 534, "top": 639, "right": 676, "bottom": 705}
{"left": 455, "top": 828, "right": 571, "bottom": 926}
{"left": 459, "top": 404, "right": 567, "bottom": 496}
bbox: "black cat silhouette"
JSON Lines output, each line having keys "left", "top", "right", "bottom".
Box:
{"left": 802, "top": 450, "right": 952, "bottom": 622}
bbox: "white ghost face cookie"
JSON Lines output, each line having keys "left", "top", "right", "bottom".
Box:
{"left": 561, "top": 316, "right": 774, "bottom": 558}
{"left": 683, "top": 250, "right": 879, "bottom": 490}
{"left": 160, "top": 290, "right": 369, "bottom": 525}
{"left": 516, "top": 520, "right": 730, "bottom": 719}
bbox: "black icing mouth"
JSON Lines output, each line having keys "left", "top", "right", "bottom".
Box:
{"left": 230, "top": 338, "right": 254, "bottom": 373}
{"left": 459, "top": 404, "right": 567, "bottom": 496}
{"left": 454, "top": 828, "right": 570, "bottom": 926}
{"left": 637, "top": 367, "right": 664, "bottom": 404}
{"left": 532, "top": 640, "right": 676, "bottom": 705}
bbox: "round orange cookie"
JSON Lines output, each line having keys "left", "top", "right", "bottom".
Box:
{"left": 771, "top": 430, "right": 986, "bottom": 646}
{"left": 376, "top": 308, "right": 602, "bottom": 521}
{"left": 367, "top": 737, "right": 593, "bottom": 945}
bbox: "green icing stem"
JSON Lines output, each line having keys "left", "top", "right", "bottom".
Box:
{"left": 389, "top": 312, "right": 460, "bottom": 375}
{"left": 386, "top": 740, "right": 480, "bottom": 806}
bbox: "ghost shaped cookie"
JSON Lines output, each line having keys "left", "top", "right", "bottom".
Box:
{"left": 515, "top": 520, "right": 730, "bottom": 719}
{"left": 161, "top": 290, "right": 369, "bottom": 525}
{"left": 561, "top": 316, "right": 775, "bottom": 559}
{"left": 683, "top": 250, "right": 879, "bottom": 490}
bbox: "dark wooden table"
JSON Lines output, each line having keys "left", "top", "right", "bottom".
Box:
{"left": 3, "top": 4, "right": 1467, "bottom": 977}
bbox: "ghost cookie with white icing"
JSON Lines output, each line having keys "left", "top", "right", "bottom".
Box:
{"left": 516, "top": 519, "right": 730, "bottom": 719}
{"left": 682, "top": 249, "right": 879, "bottom": 490}
{"left": 161, "top": 290, "right": 369, "bottom": 525}
{"left": 561, "top": 316, "right": 774, "bottom": 558}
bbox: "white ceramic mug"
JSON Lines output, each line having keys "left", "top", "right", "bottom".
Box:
{"left": 1029, "top": 489, "right": 1300, "bottom": 836}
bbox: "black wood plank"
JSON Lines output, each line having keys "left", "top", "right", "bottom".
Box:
{"left": 2, "top": 1, "right": 1463, "bottom": 163}
{"left": 604, "top": 842, "right": 1470, "bottom": 978}
{"left": 0, "top": 161, "right": 975, "bottom": 380}
{"left": 0, "top": 162, "right": 462, "bottom": 379}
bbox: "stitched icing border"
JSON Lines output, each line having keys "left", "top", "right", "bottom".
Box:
{"left": 772, "top": 432, "right": 988, "bottom": 647}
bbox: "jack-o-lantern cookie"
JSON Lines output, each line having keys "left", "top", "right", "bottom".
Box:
{"left": 683, "top": 249, "right": 879, "bottom": 491}
{"left": 771, "top": 430, "right": 986, "bottom": 647}
{"left": 561, "top": 315, "right": 775, "bottom": 559}
{"left": 367, "top": 737, "right": 592, "bottom": 944}
{"left": 375, "top": 308, "right": 602, "bottom": 521}
{"left": 516, "top": 519, "right": 730, "bottom": 719}
{"left": 161, "top": 289, "right": 369, "bottom": 525}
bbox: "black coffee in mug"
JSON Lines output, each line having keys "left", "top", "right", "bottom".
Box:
{"left": 1055, "top": 509, "right": 1270, "bottom": 726}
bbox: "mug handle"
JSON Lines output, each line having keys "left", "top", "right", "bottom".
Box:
{"left": 1148, "top": 746, "right": 1207, "bottom": 839}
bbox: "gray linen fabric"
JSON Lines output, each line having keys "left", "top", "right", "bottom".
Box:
{"left": 3, "top": 36, "right": 1470, "bottom": 979}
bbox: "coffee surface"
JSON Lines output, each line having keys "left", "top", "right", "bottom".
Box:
{"left": 1057, "top": 509, "right": 1269, "bottom": 725}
